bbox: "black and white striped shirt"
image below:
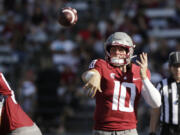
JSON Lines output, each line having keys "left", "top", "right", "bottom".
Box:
{"left": 157, "top": 77, "right": 180, "bottom": 125}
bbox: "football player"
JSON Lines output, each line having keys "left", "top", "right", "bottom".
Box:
{"left": 0, "top": 73, "right": 42, "bottom": 135}
{"left": 82, "top": 32, "right": 161, "bottom": 135}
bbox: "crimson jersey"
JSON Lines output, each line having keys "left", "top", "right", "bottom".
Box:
{"left": 0, "top": 73, "right": 33, "bottom": 134}
{"left": 89, "top": 59, "right": 150, "bottom": 131}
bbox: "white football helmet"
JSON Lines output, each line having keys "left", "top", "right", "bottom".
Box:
{"left": 104, "top": 32, "right": 135, "bottom": 66}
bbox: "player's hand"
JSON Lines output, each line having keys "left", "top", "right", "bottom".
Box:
{"left": 83, "top": 72, "right": 102, "bottom": 98}
{"left": 136, "top": 52, "right": 148, "bottom": 79}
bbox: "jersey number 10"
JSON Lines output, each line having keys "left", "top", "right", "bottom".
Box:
{"left": 112, "top": 81, "right": 136, "bottom": 112}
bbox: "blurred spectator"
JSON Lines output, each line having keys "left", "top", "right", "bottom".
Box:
{"left": 31, "top": 6, "right": 46, "bottom": 26}
{"left": 3, "top": 0, "right": 15, "bottom": 11}
{"left": 35, "top": 55, "right": 61, "bottom": 132}
{"left": 19, "top": 69, "right": 37, "bottom": 118}
{"left": 50, "top": 29, "right": 77, "bottom": 71}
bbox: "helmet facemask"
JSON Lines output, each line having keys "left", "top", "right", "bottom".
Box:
{"left": 104, "top": 32, "right": 135, "bottom": 67}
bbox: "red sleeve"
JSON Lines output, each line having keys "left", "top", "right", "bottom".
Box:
{"left": 88, "top": 59, "right": 103, "bottom": 76}
{"left": 0, "top": 73, "right": 12, "bottom": 96}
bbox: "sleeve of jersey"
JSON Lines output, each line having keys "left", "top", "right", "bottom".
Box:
{"left": 88, "top": 59, "right": 102, "bottom": 76}
{"left": 0, "top": 73, "right": 12, "bottom": 96}
{"left": 141, "top": 69, "right": 161, "bottom": 108}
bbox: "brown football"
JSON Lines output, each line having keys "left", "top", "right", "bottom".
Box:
{"left": 58, "top": 7, "right": 78, "bottom": 27}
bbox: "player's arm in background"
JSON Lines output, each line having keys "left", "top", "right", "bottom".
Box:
{"left": 149, "top": 108, "right": 160, "bottom": 135}
{"left": 0, "top": 73, "right": 11, "bottom": 126}
{"left": 136, "top": 53, "right": 161, "bottom": 108}
{"left": 81, "top": 69, "right": 102, "bottom": 98}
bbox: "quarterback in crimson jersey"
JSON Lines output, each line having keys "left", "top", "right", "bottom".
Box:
{"left": 0, "top": 73, "right": 42, "bottom": 135}
{"left": 82, "top": 32, "right": 161, "bottom": 135}
{"left": 90, "top": 59, "right": 150, "bottom": 130}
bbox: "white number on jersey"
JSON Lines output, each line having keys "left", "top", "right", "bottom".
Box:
{"left": 112, "top": 81, "right": 136, "bottom": 112}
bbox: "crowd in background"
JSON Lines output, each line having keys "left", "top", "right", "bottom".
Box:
{"left": 0, "top": 0, "right": 180, "bottom": 134}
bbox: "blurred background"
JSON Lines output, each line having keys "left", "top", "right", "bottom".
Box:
{"left": 0, "top": 0, "right": 180, "bottom": 135}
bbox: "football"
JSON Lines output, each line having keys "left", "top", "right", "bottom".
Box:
{"left": 58, "top": 7, "right": 78, "bottom": 27}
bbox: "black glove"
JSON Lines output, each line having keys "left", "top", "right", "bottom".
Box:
{"left": 149, "top": 133, "right": 156, "bottom": 135}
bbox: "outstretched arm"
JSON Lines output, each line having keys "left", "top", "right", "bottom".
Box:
{"left": 81, "top": 69, "right": 102, "bottom": 98}
{"left": 136, "top": 53, "right": 161, "bottom": 108}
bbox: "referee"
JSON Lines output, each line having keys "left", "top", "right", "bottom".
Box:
{"left": 149, "top": 51, "right": 180, "bottom": 135}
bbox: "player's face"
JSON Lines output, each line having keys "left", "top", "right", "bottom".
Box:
{"left": 110, "top": 46, "right": 126, "bottom": 58}
{"left": 170, "top": 64, "right": 180, "bottom": 82}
